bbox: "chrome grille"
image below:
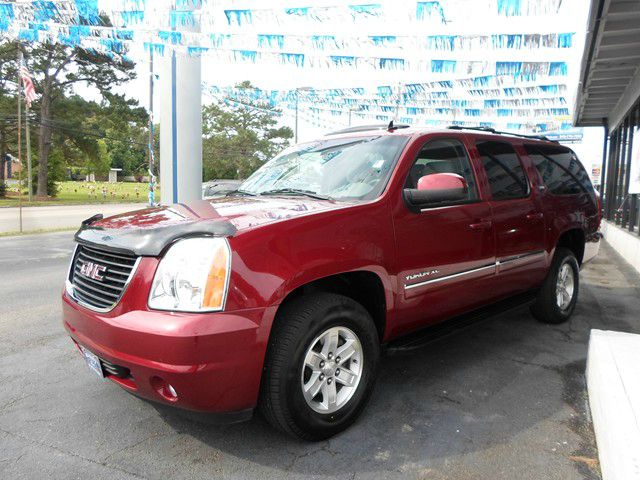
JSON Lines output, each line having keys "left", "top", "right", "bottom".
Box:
{"left": 68, "top": 244, "right": 139, "bottom": 311}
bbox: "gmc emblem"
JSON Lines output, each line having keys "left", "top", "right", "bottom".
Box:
{"left": 79, "top": 261, "right": 107, "bottom": 281}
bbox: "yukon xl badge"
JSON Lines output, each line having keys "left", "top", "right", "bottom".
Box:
{"left": 406, "top": 269, "right": 439, "bottom": 282}
{"left": 79, "top": 261, "right": 107, "bottom": 281}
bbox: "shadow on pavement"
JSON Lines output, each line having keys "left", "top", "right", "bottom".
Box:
{"left": 150, "top": 298, "right": 609, "bottom": 478}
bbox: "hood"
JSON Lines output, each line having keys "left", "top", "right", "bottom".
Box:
{"left": 75, "top": 196, "right": 347, "bottom": 256}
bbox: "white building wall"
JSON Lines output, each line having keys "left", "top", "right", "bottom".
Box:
{"left": 601, "top": 220, "right": 640, "bottom": 276}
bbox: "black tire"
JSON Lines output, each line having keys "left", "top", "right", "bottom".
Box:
{"left": 259, "top": 293, "right": 380, "bottom": 440}
{"left": 530, "top": 247, "right": 580, "bottom": 324}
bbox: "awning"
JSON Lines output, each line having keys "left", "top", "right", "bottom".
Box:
{"left": 574, "top": 0, "right": 640, "bottom": 129}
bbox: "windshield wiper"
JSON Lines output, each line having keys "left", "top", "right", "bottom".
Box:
{"left": 259, "top": 188, "right": 333, "bottom": 201}
{"left": 226, "top": 189, "right": 258, "bottom": 197}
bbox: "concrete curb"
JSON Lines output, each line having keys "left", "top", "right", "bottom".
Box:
{"left": 587, "top": 329, "right": 640, "bottom": 480}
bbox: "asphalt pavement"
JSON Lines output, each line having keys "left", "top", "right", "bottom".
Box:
{"left": 1, "top": 232, "right": 639, "bottom": 479}
{"left": 0, "top": 203, "right": 145, "bottom": 234}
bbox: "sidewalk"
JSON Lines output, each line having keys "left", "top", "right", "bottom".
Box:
{"left": 0, "top": 203, "right": 146, "bottom": 234}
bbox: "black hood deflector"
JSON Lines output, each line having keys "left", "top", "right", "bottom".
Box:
{"left": 74, "top": 219, "right": 237, "bottom": 256}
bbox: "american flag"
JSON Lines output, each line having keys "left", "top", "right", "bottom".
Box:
{"left": 20, "top": 66, "right": 37, "bottom": 108}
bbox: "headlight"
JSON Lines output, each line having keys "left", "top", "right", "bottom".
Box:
{"left": 148, "top": 237, "right": 231, "bottom": 312}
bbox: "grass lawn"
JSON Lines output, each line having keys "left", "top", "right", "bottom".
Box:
{"left": 0, "top": 181, "right": 159, "bottom": 207}
{"left": 0, "top": 226, "right": 78, "bottom": 237}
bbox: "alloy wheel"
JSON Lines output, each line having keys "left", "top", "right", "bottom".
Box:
{"left": 555, "top": 262, "right": 575, "bottom": 311}
{"left": 300, "top": 326, "right": 364, "bottom": 414}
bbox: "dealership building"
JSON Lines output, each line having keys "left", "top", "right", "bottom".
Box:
{"left": 573, "top": 3, "right": 640, "bottom": 479}
{"left": 574, "top": 0, "right": 640, "bottom": 275}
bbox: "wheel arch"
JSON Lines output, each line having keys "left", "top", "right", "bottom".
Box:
{"left": 555, "top": 228, "right": 586, "bottom": 265}
{"left": 274, "top": 270, "right": 389, "bottom": 342}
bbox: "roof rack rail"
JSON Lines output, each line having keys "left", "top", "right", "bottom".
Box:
{"left": 446, "top": 125, "right": 557, "bottom": 142}
{"left": 447, "top": 125, "right": 497, "bottom": 134}
{"left": 325, "top": 122, "right": 410, "bottom": 136}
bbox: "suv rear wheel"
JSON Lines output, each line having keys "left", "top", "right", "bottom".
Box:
{"left": 259, "top": 293, "right": 380, "bottom": 440}
{"left": 530, "top": 247, "right": 580, "bottom": 324}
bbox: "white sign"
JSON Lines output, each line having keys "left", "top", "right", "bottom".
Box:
{"left": 592, "top": 166, "right": 601, "bottom": 186}
{"left": 630, "top": 127, "right": 640, "bottom": 194}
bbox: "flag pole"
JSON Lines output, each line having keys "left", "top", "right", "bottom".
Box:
{"left": 18, "top": 54, "right": 34, "bottom": 201}
{"left": 148, "top": 48, "right": 156, "bottom": 206}
{"left": 17, "top": 50, "right": 23, "bottom": 232}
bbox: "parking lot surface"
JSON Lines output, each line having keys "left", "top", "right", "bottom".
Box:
{"left": 0, "top": 204, "right": 144, "bottom": 234}
{"left": 1, "top": 232, "right": 639, "bottom": 479}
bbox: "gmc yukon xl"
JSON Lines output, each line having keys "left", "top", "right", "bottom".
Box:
{"left": 62, "top": 125, "right": 601, "bottom": 440}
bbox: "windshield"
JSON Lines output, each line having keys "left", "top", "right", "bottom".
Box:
{"left": 238, "top": 135, "right": 409, "bottom": 201}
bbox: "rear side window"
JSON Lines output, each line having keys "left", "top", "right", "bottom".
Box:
{"left": 405, "top": 138, "right": 478, "bottom": 202}
{"left": 476, "top": 140, "right": 530, "bottom": 200}
{"left": 525, "top": 145, "right": 594, "bottom": 196}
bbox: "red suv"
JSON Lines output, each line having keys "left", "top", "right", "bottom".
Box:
{"left": 62, "top": 125, "right": 601, "bottom": 440}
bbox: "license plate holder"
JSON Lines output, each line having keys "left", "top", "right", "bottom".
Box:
{"left": 80, "top": 346, "right": 104, "bottom": 379}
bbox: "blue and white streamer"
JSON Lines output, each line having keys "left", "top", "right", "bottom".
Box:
{"left": 0, "top": 0, "right": 582, "bottom": 132}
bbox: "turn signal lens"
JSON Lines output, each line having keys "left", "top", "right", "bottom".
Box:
{"left": 203, "top": 242, "right": 230, "bottom": 309}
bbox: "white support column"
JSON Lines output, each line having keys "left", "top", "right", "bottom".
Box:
{"left": 160, "top": 8, "right": 202, "bottom": 204}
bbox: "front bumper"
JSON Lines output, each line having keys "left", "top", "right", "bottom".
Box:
{"left": 62, "top": 292, "right": 277, "bottom": 414}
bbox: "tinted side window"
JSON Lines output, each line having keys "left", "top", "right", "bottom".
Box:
{"left": 525, "top": 145, "right": 594, "bottom": 195}
{"left": 405, "top": 138, "right": 478, "bottom": 202}
{"left": 476, "top": 141, "right": 529, "bottom": 200}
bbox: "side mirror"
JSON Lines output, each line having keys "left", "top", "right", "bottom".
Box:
{"left": 404, "top": 173, "right": 468, "bottom": 209}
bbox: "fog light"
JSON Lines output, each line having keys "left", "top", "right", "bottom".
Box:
{"left": 151, "top": 376, "right": 178, "bottom": 402}
{"left": 167, "top": 384, "right": 177, "bottom": 398}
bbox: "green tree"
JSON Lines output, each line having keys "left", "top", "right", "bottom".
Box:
{"left": 99, "top": 93, "right": 149, "bottom": 178}
{"left": 0, "top": 42, "right": 19, "bottom": 191}
{"left": 0, "top": 37, "right": 147, "bottom": 196}
{"left": 45, "top": 94, "right": 149, "bottom": 183}
{"left": 14, "top": 41, "right": 136, "bottom": 196}
{"left": 87, "top": 139, "right": 111, "bottom": 177}
{"left": 202, "top": 81, "right": 293, "bottom": 180}
{"left": 33, "top": 95, "right": 106, "bottom": 189}
{"left": 0, "top": 93, "right": 18, "bottom": 194}
{"left": 48, "top": 95, "right": 102, "bottom": 171}
{"left": 13, "top": 92, "right": 149, "bottom": 193}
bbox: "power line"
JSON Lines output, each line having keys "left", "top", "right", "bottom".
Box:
{"left": 3, "top": 116, "right": 286, "bottom": 156}
{"left": 3, "top": 113, "right": 291, "bottom": 155}
{"left": 1, "top": 111, "right": 150, "bottom": 147}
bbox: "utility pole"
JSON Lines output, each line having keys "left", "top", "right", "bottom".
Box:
{"left": 17, "top": 50, "right": 23, "bottom": 232}
{"left": 294, "top": 89, "right": 299, "bottom": 143}
{"left": 348, "top": 107, "right": 359, "bottom": 126}
{"left": 394, "top": 82, "right": 402, "bottom": 121}
{"left": 294, "top": 86, "right": 311, "bottom": 143}
{"left": 148, "top": 49, "right": 156, "bottom": 206}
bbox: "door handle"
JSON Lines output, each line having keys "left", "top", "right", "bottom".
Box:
{"left": 469, "top": 220, "right": 492, "bottom": 230}
{"left": 526, "top": 212, "right": 544, "bottom": 220}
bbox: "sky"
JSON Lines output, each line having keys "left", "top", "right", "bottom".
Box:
{"left": 78, "top": 0, "right": 603, "bottom": 173}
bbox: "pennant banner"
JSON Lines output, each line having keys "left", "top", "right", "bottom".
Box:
{"left": 203, "top": 76, "right": 572, "bottom": 132}
{"left": 0, "top": 0, "right": 581, "bottom": 131}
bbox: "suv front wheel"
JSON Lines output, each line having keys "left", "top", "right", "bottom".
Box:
{"left": 530, "top": 247, "right": 580, "bottom": 324}
{"left": 259, "top": 293, "right": 380, "bottom": 440}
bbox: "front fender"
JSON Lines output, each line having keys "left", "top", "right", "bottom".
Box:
{"left": 224, "top": 201, "right": 398, "bottom": 318}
